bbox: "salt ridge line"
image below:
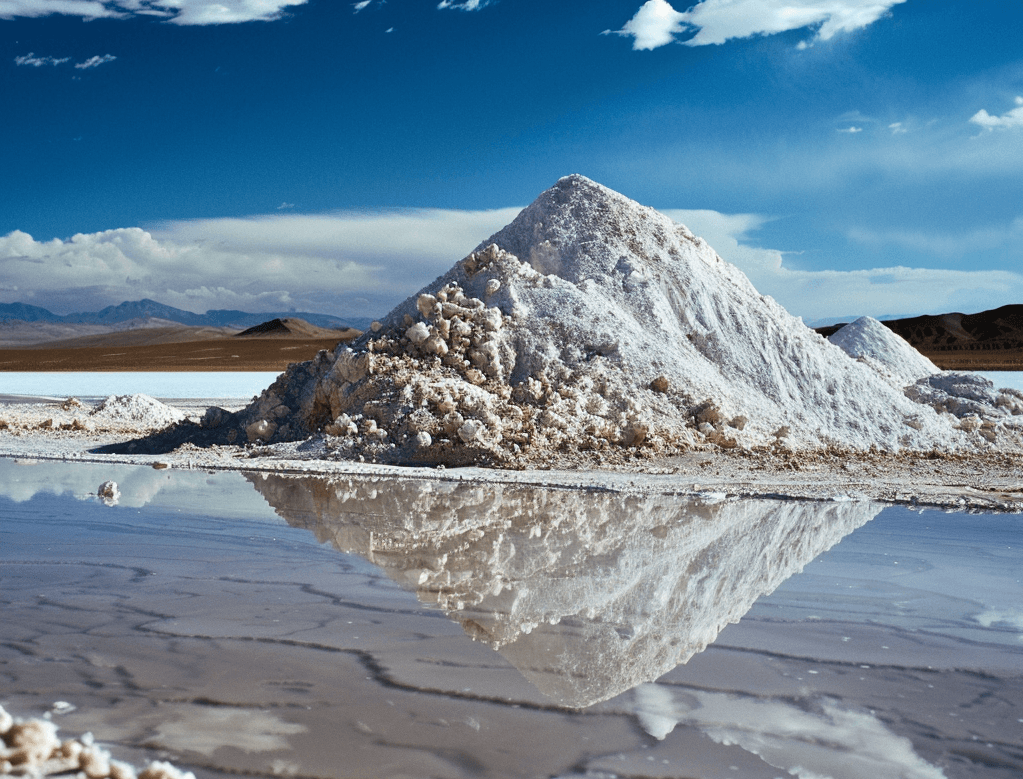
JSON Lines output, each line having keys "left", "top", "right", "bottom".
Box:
{"left": 208, "top": 175, "right": 1022, "bottom": 465}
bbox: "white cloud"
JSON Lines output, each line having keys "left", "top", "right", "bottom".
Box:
{"left": 660, "top": 208, "right": 1023, "bottom": 321}
{"left": 612, "top": 0, "right": 907, "bottom": 50}
{"left": 838, "top": 126, "right": 863, "bottom": 133}
{"left": 14, "top": 53, "right": 70, "bottom": 66}
{"left": 610, "top": 0, "right": 686, "bottom": 51}
{"left": 889, "top": 121, "right": 907, "bottom": 134}
{"left": 436, "top": 0, "right": 491, "bottom": 9}
{"left": 0, "top": 0, "right": 307, "bottom": 24}
{"left": 352, "top": 0, "right": 371, "bottom": 11}
{"left": 0, "top": 207, "right": 520, "bottom": 318}
{"left": 75, "top": 54, "right": 116, "bottom": 69}
{"left": 970, "top": 96, "right": 1023, "bottom": 131}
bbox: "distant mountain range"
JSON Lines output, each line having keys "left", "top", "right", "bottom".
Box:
{"left": 0, "top": 299, "right": 372, "bottom": 331}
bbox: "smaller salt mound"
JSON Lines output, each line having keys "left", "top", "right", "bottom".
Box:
{"left": 90, "top": 394, "right": 185, "bottom": 430}
{"left": 828, "top": 316, "right": 940, "bottom": 388}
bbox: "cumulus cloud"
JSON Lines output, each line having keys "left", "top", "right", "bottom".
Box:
{"left": 660, "top": 208, "right": 1023, "bottom": 321}
{"left": 14, "top": 53, "right": 70, "bottom": 66}
{"left": 970, "top": 96, "right": 1023, "bottom": 131}
{"left": 612, "top": 0, "right": 907, "bottom": 50}
{"left": 610, "top": 0, "right": 686, "bottom": 51}
{"left": 0, "top": 0, "right": 308, "bottom": 24}
{"left": 0, "top": 207, "right": 520, "bottom": 318}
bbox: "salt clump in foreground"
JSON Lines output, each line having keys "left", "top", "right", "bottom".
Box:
{"left": 188, "top": 176, "right": 1023, "bottom": 465}
{"left": 0, "top": 704, "right": 193, "bottom": 779}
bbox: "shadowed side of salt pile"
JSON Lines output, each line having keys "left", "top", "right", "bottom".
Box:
{"left": 107, "top": 175, "right": 1023, "bottom": 463}
{"left": 246, "top": 472, "right": 882, "bottom": 707}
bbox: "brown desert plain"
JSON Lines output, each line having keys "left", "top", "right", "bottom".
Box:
{"left": 0, "top": 317, "right": 360, "bottom": 372}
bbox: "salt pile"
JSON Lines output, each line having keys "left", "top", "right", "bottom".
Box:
{"left": 90, "top": 395, "right": 185, "bottom": 430}
{"left": 223, "top": 175, "right": 1021, "bottom": 465}
{"left": 827, "top": 316, "right": 940, "bottom": 388}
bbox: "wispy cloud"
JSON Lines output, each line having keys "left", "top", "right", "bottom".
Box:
{"left": 611, "top": 0, "right": 907, "bottom": 50}
{"left": 75, "top": 54, "right": 117, "bottom": 69}
{"left": 970, "top": 96, "right": 1023, "bottom": 131}
{"left": 0, "top": 0, "right": 308, "bottom": 25}
{"left": 352, "top": 0, "right": 373, "bottom": 11}
{"left": 436, "top": 0, "right": 492, "bottom": 10}
{"left": 14, "top": 53, "right": 70, "bottom": 67}
{"left": 660, "top": 208, "right": 1023, "bottom": 320}
{"left": 837, "top": 126, "right": 863, "bottom": 133}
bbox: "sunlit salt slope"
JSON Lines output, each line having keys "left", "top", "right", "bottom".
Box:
{"left": 235, "top": 174, "right": 981, "bottom": 464}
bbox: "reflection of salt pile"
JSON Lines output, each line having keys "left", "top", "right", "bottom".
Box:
{"left": 227, "top": 175, "right": 1019, "bottom": 465}
{"left": 0, "top": 704, "right": 192, "bottom": 779}
{"left": 829, "top": 317, "right": 1023, "bottom": 437}
{"left": 247, "top": 473, "right": 881, "bottom": 707}
{"left": 90, "top": 395, "right": 185, "bottom": 431}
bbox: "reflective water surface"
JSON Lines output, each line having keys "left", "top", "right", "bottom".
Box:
{"left": 1, "top": 459, "right": 1021, "bottom": 779}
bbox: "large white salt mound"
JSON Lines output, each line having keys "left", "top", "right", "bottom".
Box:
{"left": 90, "top": 394, "right": 185, "bottom": 430}
{"left": 828, "top": 316, "right": 940, "bottom": 388}
{"left": 234, "top": 175, "right": 1014, "bottom": 463}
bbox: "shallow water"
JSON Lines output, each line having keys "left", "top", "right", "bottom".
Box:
{"left": 0, "top": 371, "right": 281, "bottom": 399}
{"left": 1, "top": 460, "right": 1021, "bottom": 779}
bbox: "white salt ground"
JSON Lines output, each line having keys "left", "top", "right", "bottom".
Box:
{"left": 228, "top": 175, "right": 1022, "bottom": 465}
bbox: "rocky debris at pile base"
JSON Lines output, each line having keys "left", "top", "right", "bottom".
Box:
{"left": 0, "top": 704, "right": 194, "bottom": 779}
{"left": 97, "top": 176, "right": 1023, "bottom": 466}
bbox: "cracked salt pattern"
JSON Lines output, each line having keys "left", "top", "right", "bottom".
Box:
{"left": 1, "top": 459, "right": 1021, "bottom": 779}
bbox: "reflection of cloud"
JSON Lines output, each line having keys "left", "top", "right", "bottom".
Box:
{"left": 0, "top": 460, "right": 280, "bottom": 520}
{"left": 659, "top": 208, "right": 1023, "bottom": 320}
{"left": 976, "top": 608, "right": 1023, "bottom": 641}
{"left": 151, "top": 706, "right": 306, "bottom": 756}
{"left": 611, "top": 0, "right": 907, "bottom": 50}
{"left": 634, "top": 684, "right": 946, "bottom": 779}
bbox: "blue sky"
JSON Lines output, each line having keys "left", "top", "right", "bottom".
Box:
{"left": 2, "top": 0, "right": 1022, "bottom": 323}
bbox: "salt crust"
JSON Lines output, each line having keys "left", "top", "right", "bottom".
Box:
{"left": 0, "top": 704, "right": 193, "bottom": 779}
{"left": 225, "top": 175, "right": 1022, "bottom": 466}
